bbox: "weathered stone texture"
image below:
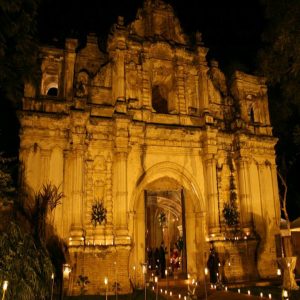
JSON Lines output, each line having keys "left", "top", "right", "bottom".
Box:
{"left": 19, "top": 0, "right": 281, "bottom": 295}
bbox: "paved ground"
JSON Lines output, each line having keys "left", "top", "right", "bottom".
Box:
{"left": 206, "top": 290, "right": 268, "bottom": 299}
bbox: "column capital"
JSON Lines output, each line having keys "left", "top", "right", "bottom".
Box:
{"left": 203, "top": 154, "right": 217, "bottom": 162}
{"left": 40, "top": 148, "right": 52, "bottom": 157}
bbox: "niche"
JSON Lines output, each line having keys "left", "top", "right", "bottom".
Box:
{"left": 152, "top": 85, "right": 168, "bottom": 114}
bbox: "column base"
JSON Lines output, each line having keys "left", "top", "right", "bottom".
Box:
{"left": 69, "top": 226, "right": 84, "bottom": 246}
{"left": 278, "top": 257, "right": 299, "bottom": 290}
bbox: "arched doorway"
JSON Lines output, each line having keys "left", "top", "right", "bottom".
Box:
{"left": 145, "top": 185, "right": 187, "bottom": 278}
{"left": 129, "top": 162, "right": 207, "bottom": 286}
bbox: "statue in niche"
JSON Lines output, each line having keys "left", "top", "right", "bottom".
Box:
{"left": 75, "top": 71, "right": 89, "bottom": 97}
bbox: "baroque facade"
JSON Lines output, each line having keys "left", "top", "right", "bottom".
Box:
{"left": 19, "top": 0, "right": 280, "bottom": 296}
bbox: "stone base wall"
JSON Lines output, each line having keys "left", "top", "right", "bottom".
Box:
{"left": 214, "top": 239, "right": 260, "bottom": 282}
{"left": 66, "top": 245, "right": 132, "bottom": 296}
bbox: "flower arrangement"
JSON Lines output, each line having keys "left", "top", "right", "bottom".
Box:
{"left": 91, "top": 200, "right": 107, "bottom": 227}
{"left": 223, "top": 156, "right": 239, "bottom": 227}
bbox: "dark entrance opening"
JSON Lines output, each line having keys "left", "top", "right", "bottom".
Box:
{"left": 145, "top": 189, "right": 187, "bottom": 279}
{"left": 152, "top": 85, "right": 168, "bottom": 114}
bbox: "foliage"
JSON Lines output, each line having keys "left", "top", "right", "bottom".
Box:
{"left": 223, "top": 156, "right": 239, "bottom": 227}
{"left": 0, "top": 153, "right": 16, "bottom": 204}
{"left": 76, "top": 275, "right": 90, "bottom": 295}
{"left": 0, "top": 222, "right": 53, "bottom": 300}
{"left": 91, "top": 200, "right": 107, "bottom": 227}
{"left": 28, "top": 183, "right": 64, "bottom": 243}
{"left": 223, "top": 202, "right": 239, "bottom": 227}
{"left": 258, "top": 0, "right": 300, "bottom": 220}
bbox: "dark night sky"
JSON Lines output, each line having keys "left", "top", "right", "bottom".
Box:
{"left": 1, "top": 0, "right": 266, "bottom": 157}
{"left": 38, "top": 0, "right": 264, "bottom": 74}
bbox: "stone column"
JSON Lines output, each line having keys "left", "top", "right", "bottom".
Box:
{"left": 256, "top": 162, "right": 278, "bottom": 278}
{"left": 64, "top": 38, "right": 78, "bottom": 101}
{"left": 198, "top": 66, "right": 209, "bottom": 110}
{"left": 196, "top": 46, "right": 209, "bottom": 111}
{"left": 141, "top": 53, "right": 152, "bottom": 110}
{"left": 69, "top": 149, "right": 84, "bottom": 245}
{"left": 236, "top": 157, "right": 252, "bottom": 228}
{"left": 40, "top": 149, "right": 51, "bottom": 184}
{"left": 114, "top": 151, "right": 128, "bottom": 237}
{"left": 204, "top": 155, "right": 219, "bottom": 233}
{"left": 105, "top": 155, "right": 114, "bottom": 243}
{"left": 278, "top": 257, "right": 299, "bottom": 290}
{"left": 195, "top": 211, "right": 208, "bottom": 281}
{"left": 112, "top": 49, "right": 125, "bottom": 102}
{"left": 176, "top": 65, "right": 185, "bottom": 114}
{"left": 270, "top": 163, "right": 281, "bottom": 226}
{"left": 113, "top": 116, "right": 130, "bottom": 243}
{"left": 63, "top": 150, "right": 72, "bottom": 239}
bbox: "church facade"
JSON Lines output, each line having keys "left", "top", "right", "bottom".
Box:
{"left": 19, "top": 0, "right": 281, "bottom": 296}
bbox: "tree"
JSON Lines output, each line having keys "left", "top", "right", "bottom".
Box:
{"left": 0, "top": 0, "right": 40, "bottom": 105}
{"left": 0, "top": 153, "right": 16, "bottom": 204}
{"left": 0, "top": 222, "right": 53, "bottom": 300}
{"left": 258, "top": 0, "right": 300, "bottom": 220}
{"left": 0, "top": 182, "right": 64, "bottom": 299}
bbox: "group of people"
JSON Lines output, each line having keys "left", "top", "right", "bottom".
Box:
{"left": 146, "top": 242, "right": 220, "bottom": 284}
{"left": 147, "top": 242, "right": 182, "bottom": 278}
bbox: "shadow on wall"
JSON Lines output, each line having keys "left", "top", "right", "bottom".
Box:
{"left": 212, "top": 212, "right": 281, "bottom": 283}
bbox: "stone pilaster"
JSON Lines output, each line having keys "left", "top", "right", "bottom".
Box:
{"left": 256, "top": 162, "right": 278, "bottom": 278}
{"left": 105, "top": 155, "right": 114, "bottom": 242}
{"left": 141, "top": 53, "right": 151, "bottom": 109}
{"left": 113, "top": 116, "right": 130, "bottom": 244}
{"left": 202, "top": 128, "right": 219, "bottom": 234}
{"left": 194, "top": 211, "right": 208, "bottom": 280}
{"left": 236, "top": 157, "right": 252, "bottom": 228}
{"left": 84, "top": 160, "right": 94, "bottom": 243}
{"left": 69, "top": 149, "right": 84, "bottom": 245}
{"left": 40, "top": 149, "right": 51, "bottom": 184}
{"left": 63, "top": 150, "right": 72, "bottom": 239}
{"left": 270, "top": 163, "right": 281, "bottom": 227}
{"left": 198, "top": 66, "right": 209, "bottom": 110}
{"left": 114, "top": 151, "right": 128, "bottom": 233}
{"left": 64, "top": 38, "right": 78, "bottom": 101}
{"left": 196, "top": 46, "right": 209, "bottom": 111}
{"left": 204, "top": 155, "right": 219, "bottom": 233}
{"left": 176, "top": 65, "right": 186, "bottom": 114}
{"left": 112, "top": 49, "right": 126, "bottom": 102}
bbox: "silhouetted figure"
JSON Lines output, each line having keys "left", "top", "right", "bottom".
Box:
{"left": 154, "top": 248, "right": 160, "bottom": 275}
{"left": 207, "top": 246, "right": 220, "bottom": 284}
{"left": 147, "top": 247, "right": 153, "bottom": 269}
{"left": 159, "top": 242, "right": 166, "bottom": 278}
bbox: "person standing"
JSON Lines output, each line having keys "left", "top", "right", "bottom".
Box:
{"left": 159, "top": 242, "right": 166, "bottom": 278}
{"left": 207, "top": 246, "right": 220, "bottom": 284}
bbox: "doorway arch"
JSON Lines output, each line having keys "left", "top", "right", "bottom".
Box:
{"left": 129, "top": 162, "right": 207, "bottom": 285}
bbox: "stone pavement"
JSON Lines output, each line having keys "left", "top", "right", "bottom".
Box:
{"left": 150, "top": 278, "right": 276, "bottom": 300}
{"left": 206, "top": 290, "right": 268, "bottom": 299}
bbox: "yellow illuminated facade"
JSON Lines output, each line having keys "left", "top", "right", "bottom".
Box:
{"left": 19, "top": 0, "right": 280, "bottom": 295}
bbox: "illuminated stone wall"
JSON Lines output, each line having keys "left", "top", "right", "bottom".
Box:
{"left": 19, "top": 0, "right": 280, "bottom": 295}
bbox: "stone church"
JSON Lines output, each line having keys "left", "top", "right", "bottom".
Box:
{"left": 20, "top": 0, "right": 281, "bottom": 296}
